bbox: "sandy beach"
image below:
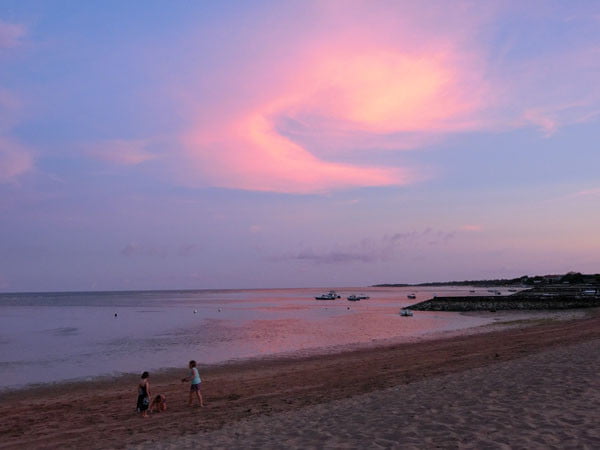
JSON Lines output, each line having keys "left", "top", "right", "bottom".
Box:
{"left": 146, "top": 339, "right": 600, "bottom": 449}
{"left": 1, "top": 310, "right": 599, "bottom": 449}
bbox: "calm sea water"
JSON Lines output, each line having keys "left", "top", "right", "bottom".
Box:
{"left": 0, "top": 286, "right": 498, "bottom": 390}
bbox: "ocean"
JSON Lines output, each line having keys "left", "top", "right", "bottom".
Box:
{"left": 0, "top": 286, "right": 496, "bottom": 390}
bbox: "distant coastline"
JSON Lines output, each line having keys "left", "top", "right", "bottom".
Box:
{"left": 373, "top": 271, "right": 600, "bottom": 287}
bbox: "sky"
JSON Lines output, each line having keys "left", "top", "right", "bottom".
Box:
{"left": 1, "top": 0, "right": 599, "bottom": 292}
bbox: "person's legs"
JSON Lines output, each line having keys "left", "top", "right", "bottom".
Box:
{"left": 195, "top": 389, "right": 204, "bottom": 407}
{"left": 188, "top": 390, "right": 193, "bottom": 406}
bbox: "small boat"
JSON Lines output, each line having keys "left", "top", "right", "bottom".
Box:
{"left": 407, "top": 294, "right": 416, "bottom": 299}
{"left": 315, "top": 290, "right": 340, "bottom": 300}
{"left": 357, "top": 294, "right": 370, "bottom": 300}
{"left": 469, "top": 290, "right": 476, "bottom": 293}
{"left": 347, "top": 295, "right": 360, "bottom": 301}
{"left": 400, "top": 309, "right": 414, "bottom": 317}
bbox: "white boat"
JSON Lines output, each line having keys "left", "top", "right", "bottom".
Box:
{"left": 315, "top": 290, "right": 340, "bottom": 300}
{"left": 347, "top": 295, "right": 360, "bottom": 301}
{"left": 400, "top": 309, "right": 414, "bottom": 317}
{"left": 407, "top": 294, "right": 416, "bottom": 299}
{"left": 357, "top": 294, "right": 370, "bottom": 300}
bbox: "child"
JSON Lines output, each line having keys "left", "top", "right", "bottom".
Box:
{"left": 150, "top": 394, "right": 167, "bottom": 413}
{"left": 136, "top": 371, "right": 151, "bottom": 417}
{"left": 181, "top": 360, "right": 204, "bottom": 407}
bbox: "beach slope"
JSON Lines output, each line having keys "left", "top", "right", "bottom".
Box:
{"left": 1, "top": 311, "right": 599, "bottom": 449}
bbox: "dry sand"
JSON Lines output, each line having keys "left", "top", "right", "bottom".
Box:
{"left": 142, "top": 339, "right": 600, "bottom": 449}
{"left": 1, "top": 310, "right": 599, "bottom": 449}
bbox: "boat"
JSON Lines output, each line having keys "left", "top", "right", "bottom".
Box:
{"left": 407, "top": 294, "right": 416, "bottom": 299}
{"left": 357, "top": 294, "right": 370, "bottom": 300}
{"left": 400, "top": 309, "right": 414, "bottom": 317}
{"left": 347, "top": 295, "right": 360, "bottom": 301}
{"left": 469, "top": 290, "right": 476, "bottom": 293}
{"left": 315, "top": 290, "right": 340, "bottom": 300}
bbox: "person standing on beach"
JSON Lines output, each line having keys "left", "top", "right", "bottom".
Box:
{"left": 136, "top": 371, "right": 151, "bottom": 417}
{"left": 181, "top": 360, "right": 204, "bottom": 407}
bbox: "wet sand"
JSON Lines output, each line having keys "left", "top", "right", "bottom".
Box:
{"left": 1, "top": 310, "right": 599, "bottom": 449}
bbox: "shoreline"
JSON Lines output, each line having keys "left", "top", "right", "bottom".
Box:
{"left": 0, "top": 308, "right": 586, "bottom": 395}
{"left": 1, "top": 308, "right": 599, "bottom": 448}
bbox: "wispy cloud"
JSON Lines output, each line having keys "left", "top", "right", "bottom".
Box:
{"left": 177, "top": 3, "right": 494, "bottom": 194}
{"left": 0, "top": 137, "right": 34, "bottom": 184}
{"left": 274, "top": 228, "right": 456, "bottom": 264}
{"left": 522, "top": 109, "right": 558, "bottom": 137}
{"left": 120, "top": 243, "right": 198, "bottom": 258}
{"left": 87, "top": 139, "right": 157, "bottom": 166}
{"left": 0, "top": 20, "right": 25, "bottom": 49}
{"left": 0, "top": 23, "right": 34, "bottom": 183}
{"left": 460, "top": 224, "right": 483, "bottom": 232}
{"left": 574, "top": 188, "right": 600, "bottom": 198}
{"left": 173, "top": 2, "right": 600, "bottom": 194}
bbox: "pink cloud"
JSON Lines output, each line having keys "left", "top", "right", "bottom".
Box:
{"left": 164, "top": 2, "right": 600, "bottom": 193}
{"left": 575, "top": 188, "right": 600, "bottom": 198}
{"left": 0, "top": 20, "right": 25, "bottom": 49}
{"left": 183, "top": 110, "right": 412, "bottom": 194}
{"left": 87, "top": 139, "right": 157, "bottom": 166}
{"left": 0, "top": 137, "right": 34, "bottom": 183}
{"left": 181, "top": 28, "right": 488, "bottom": 193}
{"left": 522, "top": 109, "right": 558, "bottom": 137}
{"left": 0, "top": 27, "right": 33, "bottom": 183}
{"left": 460, "top": 225, "right": 483, "bottom": 232}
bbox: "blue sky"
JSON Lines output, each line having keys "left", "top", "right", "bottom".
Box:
{"left": 1, "top": 1, "right": 599, "bottom": 291}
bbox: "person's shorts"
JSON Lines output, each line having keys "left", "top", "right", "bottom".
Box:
{"left": 190, "top": 383, "right": 201, "bottom": 392}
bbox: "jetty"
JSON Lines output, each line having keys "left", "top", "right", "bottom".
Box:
{"left": 407, "top": 285, "right": 600, "bottom": 311}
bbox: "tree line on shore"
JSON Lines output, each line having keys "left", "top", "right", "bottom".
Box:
{"left": 374, "top": 272, "right": 600, "bottom": 288}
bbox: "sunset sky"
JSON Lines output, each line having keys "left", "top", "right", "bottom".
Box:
{"left": 1, "top": 1, "right": 599, "bottom": 291}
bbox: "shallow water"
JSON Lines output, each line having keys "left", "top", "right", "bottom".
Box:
{"left": 0, "top": 286, "right": 499, "bottom": 389}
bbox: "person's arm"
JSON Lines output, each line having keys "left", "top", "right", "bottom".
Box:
{"left": 146, "top": 380, "right": 151, "bottom": 398}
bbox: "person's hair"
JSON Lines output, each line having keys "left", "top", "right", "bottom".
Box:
{"left": 154, "top": 394, "right": 164, "bottom": 402}
{"left": 189, "top": 360, "right": 196, "bottom": 367}
{"left": 141, "top": 371, "right": 149, "bottom": 379}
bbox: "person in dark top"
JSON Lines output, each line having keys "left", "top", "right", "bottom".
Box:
{"left": 136, "top": 371, "right": 151, "bottom": 417}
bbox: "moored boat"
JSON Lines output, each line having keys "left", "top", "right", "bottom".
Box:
{"left": 400, "top": 309, "right": 414, "bottom": 317}
{"left": 315, "top": 290, "right": 341, "bottom": 300}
